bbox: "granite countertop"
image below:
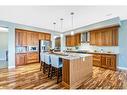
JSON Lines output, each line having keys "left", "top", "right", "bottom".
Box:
{"left": 16, "top": 51, "right": 39, "bottom": 54}
{"left": 65, "top": 50, "right": 119, "bottom": 55}
{"left": 45, "top": 52, "right": 92, "bottom": 60}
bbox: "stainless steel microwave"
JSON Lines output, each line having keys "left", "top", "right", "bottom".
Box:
{"left": 28, "top": 46, "right": 38, "bottom": 52}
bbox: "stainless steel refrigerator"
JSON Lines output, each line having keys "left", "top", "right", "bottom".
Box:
{"left": 39, "top": 40, "right": 52, "bottom": 61}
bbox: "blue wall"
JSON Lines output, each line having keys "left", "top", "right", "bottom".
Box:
{"left": 119, "top": 20, "right": 127, "bottom": 68}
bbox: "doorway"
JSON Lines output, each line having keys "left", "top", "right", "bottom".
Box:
{"left": 0, "top": 27, "right": 8, "bottom": 69}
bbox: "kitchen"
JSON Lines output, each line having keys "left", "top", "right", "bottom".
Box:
{"left": 0, "top": 6, "right": 127, "bottom": 89}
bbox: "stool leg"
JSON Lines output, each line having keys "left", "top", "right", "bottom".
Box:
{"left": 40, "top": 61, "right": 43, "bottom": 71}
{"left": 48, "top": 65, "right": 51, "bottom": 77}
{"left": 43, "top": 63, "right": 46, "bottom": 74}
{"left": 50, "top": 66, "right": 53, "bottom": 79}
{"left": 56, "top": 68, "right": 59, "bottom": 83}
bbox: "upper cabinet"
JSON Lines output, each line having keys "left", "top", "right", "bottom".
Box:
{"left": 66, "top": 33, "right": 81, "bottom": 47}
{"left": 16, "top": 29, "right": 51, "bottom": 46}
{"left": 27, "top": 32, "right": 39, "bottom": 46}
{"left": 75, "top": 33, "right": 81, "bottom": 46}
{"left": 39, "top": 33, "right": 51, "bottom": 41}
{"left": 90, "top": 26, "right": 119, "bottom": 46}
{"left": 66, "top": 35, "right": 74, "bottom": 47}
{"left": 45, "top": 33, "right": 51, "bottom": 41}
{"left": 39, "top": 33, "right": 45, "bottom": 40}
{"left": 15, "top": 29, "right": 27, "bottom": 46}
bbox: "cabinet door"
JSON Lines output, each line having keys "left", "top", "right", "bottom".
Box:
{"left": 106, "top": 55, "right": 116, "bottom": 70}
{"left": 112, "top": 28, "right": 118, "bottom": 46}
{"left": 27, "top": 52, "right": 39, "bottom": 63}
{"left": 93, "top": 54, "right": 101, "bottom": 66}
{"left": 39, "top": 33, "right": 45, "bottom": 40}
{"left": 66, "top": 35, "right": 71, "bottom": 46}
{"left": 95, "top": 31, "right": 102, "bottom": 46}
{"left": 33, "top": 32, "right": 39, "bottom": 46}
{"left": 16, "top": 29, "right": 22, "bottom": 46}
{"left": 90, "top": 31, "right": 96, "bottom": 45}
{"left": 27, "top": 32, "right": 33, "bottom": 45}
{"left": 71, "top": 36, "right": 75, "bottom": 46}
{"left": 22, "top": 31, "right": 27, "bottom": 46}
{"left": 16, "top": 54, "right": 26, "bottom": 66}
{"left": 45, "top": 33, "right": 51, "bottom": 41}
{"left": 75, "top": 33, "right": 81, "bottom": 46}
{"left": 101, "top": 55, "right": 107, "bottom": 68}
{"left": 15, "top": 30, "right": 20, "bottom": 46}
{"left": 15, "top": 29, "right": 27, "bottom": 46}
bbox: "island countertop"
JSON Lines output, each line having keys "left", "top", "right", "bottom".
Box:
{"left": 45, "top": 52, "right": 93, "bottom": 60}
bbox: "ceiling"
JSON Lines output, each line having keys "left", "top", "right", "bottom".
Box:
{"left": 0, "top": 6, "right": 127, "bottom": 32}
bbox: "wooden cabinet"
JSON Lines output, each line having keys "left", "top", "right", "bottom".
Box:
{"left": 101, "top": 55, "right": 107, "bottom": 68}
{"left": 39, "top": 33, "right": 45, "bottom": 40}
{"left": 66, "top": 33, "right": 81, "bottom": 47}
{"left": 106, "top": 55, "right": 116, "bottom": 70}
{"left": 75, "top": 33, "right": 81, "bottom": 46}
{"left": 27, "top": 52, "right": 39, "bottom": 63}
{"left": 27, "top": 32, "right": 33, "bottom": 45}
{"left": 27, "top": 32, "right": 39, "bottom": 46}
{"left": 66, "top": 35, "right": 71, "bottom": 47}
{"left": 93, "top": 54, "right": 101, "bottom": 67}
{"left": 16, "top": 53, "right": 27, "bottom": 66}
{"left": 15, "top": 29, "right": 27, "bottom": 46}
{"left": 16, "top": 29, "right": 51, "bottom": 46}
{"left": 33, "top": 32, "right": 39, "bottom": 45}
{"left": 45, "top": 33, "right": 51, "bottom": 41}
{"left": 90, "top": 31, "right": 96, "bottom": 45}
{"left": 93, "top": 54, "right": 116, "bottom": 70}
{"left": 90, "top": 26, "right": 119, "bottom": 46}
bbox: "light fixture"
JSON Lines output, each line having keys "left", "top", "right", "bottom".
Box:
{"left": 53, "top": 22, "right": 56, "bottom": 39}
{"left": 60, "top": 18, "right": 64, "bottom": 37}
{"left": 70, "top": 12, "right": 74, "bottom": 35}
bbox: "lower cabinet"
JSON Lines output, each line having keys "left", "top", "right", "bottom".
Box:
{"left": 16, "top": 53, "right": 27, "bottom": 66}
{"left": 93, "top": 54, "right": 101, "bottom": 67}
{"left": 93, "top": 54, "right": 116, "bottom": 70}
{"left": 27, "top": 52, "right": 39, "bottom": 63}
{"left": 16, "top": 52, "right": 39, "bottom": 66}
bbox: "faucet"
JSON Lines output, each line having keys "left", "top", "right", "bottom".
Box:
{"left": 100, "top": 49, "right": 104, "bottom": 53}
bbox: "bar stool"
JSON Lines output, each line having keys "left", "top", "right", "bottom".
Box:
{"left": 50, "top": 55, "right": 63, "bottom": 83}
{"left": 40, "top": 52, "right": 45, "bottom": 72}
{"left": 44, "top": 53, "right": 51, "bottom": 77}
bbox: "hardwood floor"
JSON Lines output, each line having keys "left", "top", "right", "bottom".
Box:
{"left": 0, "top": 63, "right": 127, "bottom": 89}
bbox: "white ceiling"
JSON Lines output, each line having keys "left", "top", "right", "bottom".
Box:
{"left": 0, "top": 6, "right": 127, "bottom": 32}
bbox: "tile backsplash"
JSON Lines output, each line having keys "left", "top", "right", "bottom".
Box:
{"left": 65, "top": 43, "right": 119, "bottom": 53}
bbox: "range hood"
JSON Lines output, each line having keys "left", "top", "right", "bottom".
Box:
{"left": 81, "top": 32, "right": 89, "bottom": 43}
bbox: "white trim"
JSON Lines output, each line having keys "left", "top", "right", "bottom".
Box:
{"left": 117, "top": 66, "right": 127, "bottom": 71}
{"left": 8, "top": 66, "right": 15, "bottom": 69}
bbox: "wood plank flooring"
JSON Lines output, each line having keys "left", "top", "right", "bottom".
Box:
{"left": 0, "top": 63, "right": 127, "bottom": 89}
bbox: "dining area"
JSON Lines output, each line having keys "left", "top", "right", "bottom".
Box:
{"left": 40, "top": 51, "right": 93, "bottom": 89}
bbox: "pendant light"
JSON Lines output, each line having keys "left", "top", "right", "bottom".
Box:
{"left": 70, "top": 12, "right": 74, "bottom": 35}
{"left": 60, "top": 18, "right": 64, "bottom": 37}
{"left": 53, "top": 22, "right": 57, "bottom": 39}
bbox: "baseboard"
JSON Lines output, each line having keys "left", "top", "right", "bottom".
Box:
{"left": 117, "top": 66, "right": 127, "bottom": 71}
{"left": 8, "top": 66, "right": 15, "bottom": 69}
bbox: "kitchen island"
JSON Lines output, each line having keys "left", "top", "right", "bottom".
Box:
{"left": 47, "top": 52, "right": 93, "bottom": 89}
